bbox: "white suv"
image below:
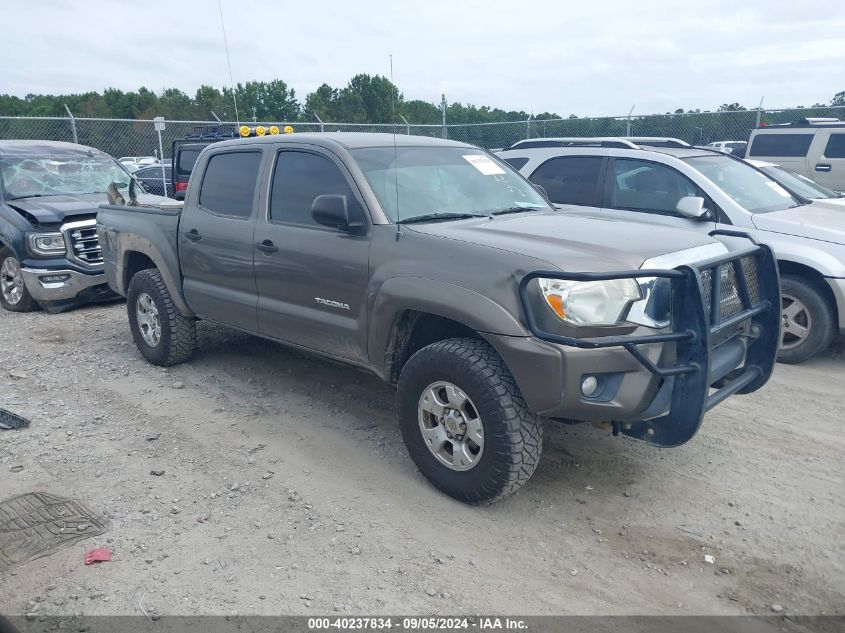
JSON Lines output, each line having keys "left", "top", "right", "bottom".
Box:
{"left": 747, "top": 118, "right": 845, "bottom": 193}
{"left": 498, "top": 137, "right": 845, "bottom": 363}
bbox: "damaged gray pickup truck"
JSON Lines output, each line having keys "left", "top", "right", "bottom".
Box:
{"left": 97, "top": 133, "right": 780, "bottom": 503}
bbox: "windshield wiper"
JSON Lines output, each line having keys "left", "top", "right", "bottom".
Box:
{"left": 489, "top": 206, "right": 546, "bottom": 216}
{"left": 6, "top": 193, "right": 51, "bottom": 200}
{"left": 399, "top": 212, "right": 490, "bottom": 224}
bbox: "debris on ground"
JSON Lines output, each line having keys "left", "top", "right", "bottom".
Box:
{"left": 84, "top": 548, "right": 112, "bottom": 565}
{"left": 0, "top": 408, "right": 31, "bottom": 430}
{"left": 0, "top": 493, "right": 109, "bottom": 572}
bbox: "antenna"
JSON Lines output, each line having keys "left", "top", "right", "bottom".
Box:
{"left": 390, "top": 54, "right": 401, "bottom": 237}
{"left": 217, "top": 0, "right": 240, "bottom": 126}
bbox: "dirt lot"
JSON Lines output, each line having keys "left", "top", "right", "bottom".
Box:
{"left": 0, "top": 301, "right": 843, "bottom": 618}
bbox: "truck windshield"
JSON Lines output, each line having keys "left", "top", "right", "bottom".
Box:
{"left": 350, "top": 146, "right": 549, "bottom": 222}
{"left": 758, "top": 165, "right": 841, "bottom": 200}
{"left": 0, "top": 155, "right": 132, "bottom": 200}
{"left": 684, "top": 155, "right": 801, "bottom": 214}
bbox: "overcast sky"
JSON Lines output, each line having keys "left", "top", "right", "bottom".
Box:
{"left": 2, "top": 0, "right": 843, "bottom": 118}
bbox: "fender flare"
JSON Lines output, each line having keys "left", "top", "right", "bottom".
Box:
{"left": 114, "top": 232, "right": 193, "bottom": 317}
{"left": 368, "top": 275, "right": 528, "bottom": 375}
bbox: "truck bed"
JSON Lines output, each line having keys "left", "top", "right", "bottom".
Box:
{"left": 96, "top": 202, "right": 184, "bottom": 301}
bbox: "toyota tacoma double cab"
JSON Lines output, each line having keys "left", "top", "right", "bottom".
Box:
{"left": 97, "top": 133, "right": 780, "bottom": 503}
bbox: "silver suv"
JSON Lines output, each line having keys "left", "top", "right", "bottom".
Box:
{"left": 498, "top": 137, "right": 845, "bottom": 363}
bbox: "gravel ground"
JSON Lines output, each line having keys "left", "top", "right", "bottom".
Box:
{"left": 0, "top": 301, "right": 843, "bottom": 618}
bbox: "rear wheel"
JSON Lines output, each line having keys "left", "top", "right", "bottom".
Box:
{"left": 0, "top": 248, "right": 36, "bottom": 312}
{"left": 777, "top": 274, "right": 835, "bottom": 364}
{"left": 397, "top": 337, "right": 542, "bottom": 503}
{"left": 127, "top": 268, "right": 195, "bottom": 366}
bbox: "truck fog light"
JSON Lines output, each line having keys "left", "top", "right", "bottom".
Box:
{"left": 581, "top": 375, "right": 599, "bottom": 397}
{"left": 40, "top": 274, "right": 71, "bottom": 284}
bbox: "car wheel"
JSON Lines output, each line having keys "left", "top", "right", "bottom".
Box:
{"left": 0, "top": 248, "right": 36, "bottom": 312}
{"left": 777, "top": 274, "right": 835, "bottom": 364}
{"left": 397, "top": 337, "right": 543, "bottom": 503}
{"left": 127, "top": 268, "right": 196, "bottom": 366}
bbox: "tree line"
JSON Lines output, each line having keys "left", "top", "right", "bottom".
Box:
{"left": 3, "top": 74, "right": 841, "bottom": 125}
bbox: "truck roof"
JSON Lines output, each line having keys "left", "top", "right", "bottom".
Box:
{"left": 208, "top": 132, "right": 476, "bottom": 151}
{"left": 0, "top": 139, "right": 110, "bottom": 158}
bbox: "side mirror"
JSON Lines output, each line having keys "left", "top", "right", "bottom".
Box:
{"left": 311, "top": 194, "right": 361, "bottom": 231}
{"left": 675, "top": 195, "right": 708, "bottom": 220}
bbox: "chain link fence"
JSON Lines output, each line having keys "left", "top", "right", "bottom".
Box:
{"left": 1, "top": 106, "right": 844, "bottom": 158}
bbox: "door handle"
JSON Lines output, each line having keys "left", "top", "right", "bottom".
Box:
{"left": 255, "top": 239, "right": 279, "bottom": 254}
{"left": 815, "top": 163, "right": 832, "bottom": 172}
{"left": 184, "top": 229, "right": 202, "bottom": 242}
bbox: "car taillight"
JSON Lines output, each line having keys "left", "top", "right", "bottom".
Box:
{"left": 175, "top": 181, "right": 188, "bottom": 192}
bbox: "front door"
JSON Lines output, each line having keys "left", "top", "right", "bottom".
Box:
{"left": 179, "top": 149, "right": 263, "bottom": 331}
{"left": 253, "top": 147, "right": 372, "bottom": 363}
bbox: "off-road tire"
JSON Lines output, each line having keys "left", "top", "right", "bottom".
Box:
{"left": 127, "top": 268, "right": 195, "bottom": 366}
{"left": 397, "top": 337, "right": 543, "bottom": 503}
{"left": 0, "top": 248, "right": 36, "bottom": 312}
{"left": 778, "top": 274, "right": 835, "bottom": 364}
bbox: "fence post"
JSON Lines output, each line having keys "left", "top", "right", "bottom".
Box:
{"left": 63, "top": 104, "right": 78, "bottom": 144}
{"left": 313, "top": 112, "right": 324, "bottom": 132}
{"left": 755, "top": 96, "right": 764, "bottom": 128}
{"left": 626, "top": 104, "right": 635, "bottom": 136}
{"left": 400, "top": 115, "right": 410, "bottom": 135}
{"left": 526, "top": 117, "right": 531, "bottom": 139}
{"left": 441, "top": 94, "right": 448, "bottom": 139}
{"left": 153, "top": 117, "right": 167, "bottom": 196}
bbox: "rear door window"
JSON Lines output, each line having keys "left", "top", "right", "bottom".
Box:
{"left": 529, "top": 156, "right": 603, "bottom": 205}
{"left": 749, "top": 133, "right": 814, "bottom": 157}
{"left": 502, "top": 157, "right": 529, "bottom": 170}
{"left": 198, "top": 151, "right": 262, "bottom": 218}
{"left": 824, "top": 133, "right": 845, "bottom": 159}
{"left": 177, "top": 149, "right": 201, "bottom": 175}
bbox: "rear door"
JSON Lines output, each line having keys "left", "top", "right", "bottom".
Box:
{"left": 526, "top": 155, "right": 606, "bottom": 214}
{"left": 597, "top": 157, "right": 716, "bottom": 234}
{"left": 812, "top": 131, "right": 845, "bottom": 191}
{"left": 179, "top": 148, "right": 263, "bottom": 332}
{"left": 253, "top": 146, "right": 372, "bottom": 362}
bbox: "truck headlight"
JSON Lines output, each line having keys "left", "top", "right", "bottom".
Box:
{"left": 28, "top": 232, "right": 67, "bottom": 256}
{"left": 538, "top": 278, "right": 642, "bottom": 326}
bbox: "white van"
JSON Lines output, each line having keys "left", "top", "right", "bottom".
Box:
{"left": 747, "top": 118, "right": 845, "bottom": 192}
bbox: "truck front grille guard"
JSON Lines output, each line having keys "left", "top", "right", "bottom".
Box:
{"left": 518, "top": 243, "right": 780, "bottom": 447}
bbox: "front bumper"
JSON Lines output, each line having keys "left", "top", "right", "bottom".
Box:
{"left": 495, "top": 242, "right": 780, "bottom": 448}
{"left": 20, "top": 267, "right": 108, "bottom": 302}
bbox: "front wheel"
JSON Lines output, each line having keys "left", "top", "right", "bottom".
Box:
{"left": 777, "top": 274, "right": 835, "bottom": 364}
{"left": 126, "top": 268, "right": 196, "bottom": 366}
{"left": 397, "top": 338, "right": 543, "bottom": 503}
{"left": 0, "top": 248, "right": 36, "bottom": 312}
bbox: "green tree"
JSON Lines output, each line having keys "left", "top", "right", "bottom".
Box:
{"left": 831, "top": 91, "right": 845, "bottom": 106}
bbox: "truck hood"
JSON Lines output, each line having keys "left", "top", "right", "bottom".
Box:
{"left": 7, "top": 193, "right": 107, "bottom": 225}
{"left": 406, "top": 211, "right": 717, "bottom": 271}
{"left": 8, "top": 192, "right": 174, "bottom": 225}
{"left": 751, "top": 200, "right": 845, "bottom": 245}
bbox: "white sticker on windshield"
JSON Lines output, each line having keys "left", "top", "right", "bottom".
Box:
{"left": 766, "top": 180, "right": 793, "bottom": 198}
{"left": 463, "top": 154, "right": 506, "bottom": 176}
